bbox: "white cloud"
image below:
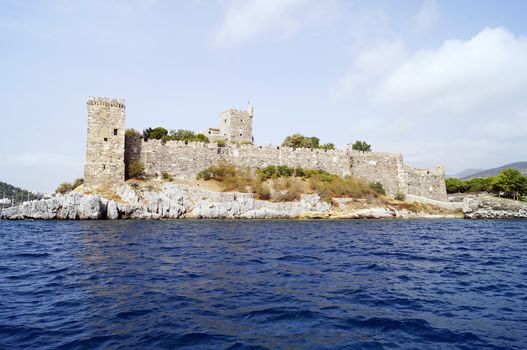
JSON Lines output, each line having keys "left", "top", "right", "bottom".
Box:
{"left": 377, "top": 27, "right": 527, "bottom": 114}
{"left": 332, "top": 41, "right": 407, "bottom": 99}
{"left": 212, "top": 0, "right": 312, "bottom": 48}
{"left": 332, "top": 27, "right": 527, "bottom": 173}
{"left": 414, "top": 0, "right": 440, "bottom": 33}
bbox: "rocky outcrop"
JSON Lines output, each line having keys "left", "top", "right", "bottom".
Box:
{"left": 0, "top": 184, "right": 333, "bottom": 220}
{"left": 463, "top": 195, "right": 527, "bottom": 219}
{"left": 0, "top": 192, "right": 106, "bottom": 220}
{"left": 1, "top": 182, "right": 462, "bottom": 220}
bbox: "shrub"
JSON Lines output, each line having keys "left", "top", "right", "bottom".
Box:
{"left": 217, "top": 140, "right": 226, "bottom": 147}
{"left": 127, "top": 160, "right": 145, "bottom": 179}
{"left": 55, "top": 182, "right": 73, "bottom": 194}
{"left": 196, "top": 162, "right": 251, "bottom": 192}
{"left": 271, "top": 177, "right": 303, "bottom": 202}
{"left": 395, "top": 192, "right": 406, "bottom": 201}
{"left": 369, "top": 182, "right": 385, "bottom": 195}
{"left": 312, "top": 176, "right": 374, "bottom": 202}
{"left": 253, "top": 180, "right": 271, "bottom": 200}
{"left": 161, "top": 172, "right": 174, "bottom": 182}
{"left": 72, "top": 178, "right": 84, "bottom": 189}
{"left": 125, "top": 128, "right": 141, "bottom": 139}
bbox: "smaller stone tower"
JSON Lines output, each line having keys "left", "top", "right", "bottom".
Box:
{"left": 219, "top": 107, "right": 253, "bottom": 143}
{"left": 84, "top": 97, "right": 126, "bottom": 188}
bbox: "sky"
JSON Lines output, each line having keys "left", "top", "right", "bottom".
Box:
{"left": 1, "top": 0, "right": 526, "bottom": 192}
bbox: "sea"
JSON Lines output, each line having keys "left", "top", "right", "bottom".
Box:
{"left": 0, "top": 219, "right": 526, "bottom": 350}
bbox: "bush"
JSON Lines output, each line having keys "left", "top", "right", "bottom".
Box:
{"left": 216, "top": 140, "right": 226, "bottom": 147}
{"left": 253, "top": 180, "right": 271, "bottom": 200}
{"left": 272, "top": 177, "right": 303, "bottom": 202}
{"left": 312, "top": 176, "right": 374, "bottom": 202}
{"left": 395, "top": 192, "right": 406, "bottom": 201}
{"left": 55, "top": 182, "right": 73, "bottom": 194}
{"left": 125, "top": 128, "right": 141, "bottom": 139}
{"left": 161, "top": 172, "right": 174, "bottom": 182}
{"left": 369, "top": 182, "right": 385, "bottom": 195}
{"left": 127, "top": 160, "right": 145, "bottom": 179}
{"left": 351, "top": 140, "right": 372, "bottom": 152}
{"left": 196, "top": 162, "right": 251, "bottom": 192}
{"left": 72, "top": 178, "right": 84, "bottom": 189}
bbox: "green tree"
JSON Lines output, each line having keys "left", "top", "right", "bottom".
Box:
{"left": 351, "top": 140, "right": 372, "bottom": 152}
{"left": 281, "top": 134, "right": 333, "bottom": 149}
{"left": 490, "top": 168, "right": 527, "bottom": 200}
{"left": 148, "top": 127, "right": 168, "bottom": 140}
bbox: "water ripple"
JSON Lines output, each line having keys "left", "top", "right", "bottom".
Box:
{"left": 0, "top": 219, "right": 526, "bottom": 349}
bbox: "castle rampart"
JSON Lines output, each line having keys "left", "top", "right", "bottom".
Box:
{"left": 86, "top": 96, "right": 448, "bottom": 201}
{"left": 125, "top": 137, "right": 448, "bottom": 201}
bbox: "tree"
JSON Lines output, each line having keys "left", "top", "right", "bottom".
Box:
{"left": 281, "top": 134, "right": 331, "bottom": 149}
{"left": 490, "top": 168, "right": 527, "bottom": 200}
{"left": 351, "top": 140, "right": 372, "bottom": 152}
{"left": 148, "top": 127, "right": 168, "bottom": 140}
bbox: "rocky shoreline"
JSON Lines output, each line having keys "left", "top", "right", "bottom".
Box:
{"left": 0, "top": 182, "right": 461, "bottom": 220}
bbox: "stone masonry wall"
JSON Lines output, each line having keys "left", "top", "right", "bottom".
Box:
{"left": 84, "top": 97, "right": 125, "bottom": 188}
{"left": 124, "top": 137, "right": 447, "bottom": 200}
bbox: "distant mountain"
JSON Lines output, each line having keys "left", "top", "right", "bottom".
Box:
{"left": 460, "top": 162, "right": 527, "bottom": 180}
{"left": 0, "top": 181, "right": 39, "bottom": 206}
{"left": 448, "top": 168, "right": 484, "bottom": 179}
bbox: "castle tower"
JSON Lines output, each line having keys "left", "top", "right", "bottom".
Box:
{"left": 84, "top": 97, "right": 126, "bottom": 188}
{"left": 219, "top": 106, "right": 253, "bottom": 143}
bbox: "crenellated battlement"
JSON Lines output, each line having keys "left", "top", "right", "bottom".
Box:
{"left": 87, "top": 96, "right": 126, "bottom": 108}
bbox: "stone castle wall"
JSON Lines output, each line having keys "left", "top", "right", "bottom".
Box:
{"left": 86, "top": 96, "right": 447, "bottom": 201}
{"left": 125, "top": 137, "right": 448, "bottom": 201}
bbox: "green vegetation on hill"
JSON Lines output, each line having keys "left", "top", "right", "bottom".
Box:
{"left": 0, "top": 181, "right": 39, "bottom": 206}
{"left": 140, "top": 127, "right": 209, "bottom": 143}
{"left": 446, "top": 168, "right": 527, "bottom": 200}
{"left": 197, "top": 163, "right": 385, "bottom": 202}
{"left": 281, "top": 134, "right": 335, "bottom": 150}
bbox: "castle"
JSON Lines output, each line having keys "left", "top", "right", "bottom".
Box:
{"left": 84, "top": 97, "right": 448, "bottom": 201}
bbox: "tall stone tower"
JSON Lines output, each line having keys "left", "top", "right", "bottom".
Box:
{"left": 219, "top": 107, "right": 253, "bottom": 144}
{"left": 84, "top": 97, "right": 126, "bottom": 188}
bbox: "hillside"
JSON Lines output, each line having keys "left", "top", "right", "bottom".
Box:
{"left": 461, "top": 162, "right": 527, "bottom": 179}
{"left": 0, "top": 181, "right": 39, "bottom": 206}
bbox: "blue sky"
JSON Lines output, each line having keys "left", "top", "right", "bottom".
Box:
{"left": 1, "top": 0, "right": 527, "bottom": 192}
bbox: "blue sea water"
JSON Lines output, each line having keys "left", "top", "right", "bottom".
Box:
{"left": 0, "top": 219, "right": 526, "bottom": 350}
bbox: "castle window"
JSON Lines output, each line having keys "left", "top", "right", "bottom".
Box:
{"left": 114, "top": 129, "right": 118, "bottom": 135}
{"left": 104, "top": 137, "right": 108, "bottom": 142}
{"left": 208, "top": 131, "right": 211, "bottom": 134}
{"left": 240, "top": 119, "right": 243, "bottom": 122}
{"left": 240, "top": 133, "right": 242, "bottom": 136}
{"left": 224, "top": 119, "right": 227, "bottom": 122}
{"left": 102, "top": 164, "right": 106, "bottom": 170}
